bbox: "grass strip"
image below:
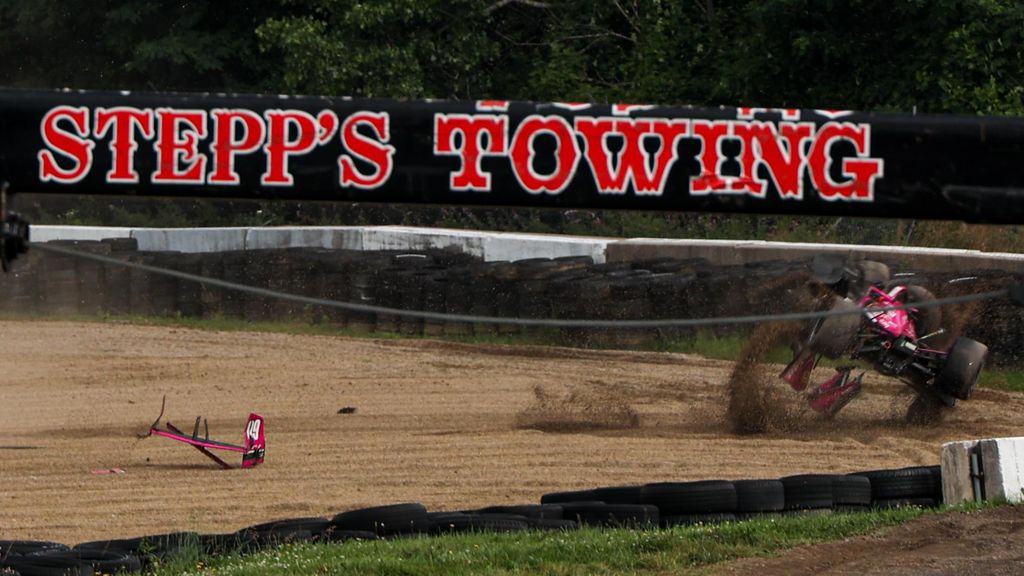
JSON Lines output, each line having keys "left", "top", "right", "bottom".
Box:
{"left": 150, "top": 508, "right": 931, "bottom": 576}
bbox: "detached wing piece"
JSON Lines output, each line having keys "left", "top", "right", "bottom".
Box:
{"left": 146, "top": 397, "right": 265, "bottom": 469}
{"left": 242, "top": 413, "right": 265, "bottom": 469}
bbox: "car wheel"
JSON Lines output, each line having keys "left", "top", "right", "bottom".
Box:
{"left": 808, "top": 298, "right": 861, "bottom": 358}
{"left": 935, "top": 337, "right": 988, "bottom": 400}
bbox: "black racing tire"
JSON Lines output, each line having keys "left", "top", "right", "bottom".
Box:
{"left": 851, "top": 466, "right": 942, "bottom": 501}
{"left": 935, "top": 337, "right": 988, "bottom": 400}
{"left": 780, "top": 474, "right": 835, "bottom": 511}
{"left": 871, "top": 497, "right": 939, "bottom": 509}
{"left": 331, "top": 503, "right": 429, "bottom": 537}
{"left": 661, "top": 513, "right": 736, "bottom": 527}
{"left": 808, "top": 299, "right": 861, "bottom": 358}
{"left": 904, "top": 285, "right": 941, "bottom": 338}
{"left": 733, "top": 480, "right": 785, "bottom": 514}
{"left": 849, "top": 261, "right": 890, "bottom": 298}
{"left": 639, "top": 480, "right": 737, "bottom": 515}
{"left": 540, "top": 489, "right": 599, "bottom": 504}
{"left": 560, "top": 503, "right": 659, "bottom": 528}
{"left": 832, "top": 475, "right": 872, "bottom": 507}
{"left": 0, "top": 542, "right": 69, "bottom": 560}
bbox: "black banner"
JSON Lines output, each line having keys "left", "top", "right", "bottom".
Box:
{"left": 3, "top": 88, "right": 1024, "bottom": 222}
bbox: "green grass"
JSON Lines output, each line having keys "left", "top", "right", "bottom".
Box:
{"left": 978, "top": 368, "right": 1024, "bottom": 393}
{"left": 151, "top": 508, "right": 932, "bottom": 576}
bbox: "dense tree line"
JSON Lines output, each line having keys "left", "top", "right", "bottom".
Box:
{"left": 3, "top": 1, "right": 1024, "bottom": 247}
{"left": 3, "top": 0, "right": 1022, "bottom": 113}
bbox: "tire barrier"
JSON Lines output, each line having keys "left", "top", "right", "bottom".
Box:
{"left": 0, "top": 465, "right": 947, "bottom": 574}
{"left": 9, "top": 240, "right": 1020, "bottom": 362}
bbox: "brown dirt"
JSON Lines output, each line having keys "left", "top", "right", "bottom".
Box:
{"left": 2, "top": 320, "right": 1024, "bottom": 567}
{"left": 712, "top": 505, "right": 1024, "bottom": 576}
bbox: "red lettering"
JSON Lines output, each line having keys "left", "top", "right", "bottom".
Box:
{"left": 433, "top": 113, "right": 508, "bottom": 191}
{"left": 732, "top": 121, "right": 814, "bottom": 199}
{"left": 690, "top": 120, "right": 732, "bottom": 194}
{"left": 509, "top": 115, "right": 580, "bottom": 195}
{"left": 476, "top": 100, "right": 509, "bottom": 111}
{"left": 261, "top": 110, "right": 319, "bottom": 186}
{"left": 38, "top": 106, "right": 95, "bottom": 184}
{"left": 209, "top": 109, "right": 266, "bottom": 185}
{"left": 339, "top": 111, "right": 395, "bottom": 189}
{"left": 808, "top": 123, "right": 884, "bottom": 202}
{"left": 152, "top": 108, "right": 208, "bottom": 184}
{"left": 576, "top": 117, "right": 689, "bottom": 196}
{"left": 94, "top": 107, "right": 154, "bottom": 184}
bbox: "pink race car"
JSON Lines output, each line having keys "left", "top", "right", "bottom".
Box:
{"left": 781, "top": 259, "right": 988, "bottom": 420}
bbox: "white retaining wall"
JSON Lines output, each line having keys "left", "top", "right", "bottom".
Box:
{"left": 28, "top": 225, "right": 1024, "bottom": 271}
{"left": 941, "top": 437, "right": 1024, "bottom": 505}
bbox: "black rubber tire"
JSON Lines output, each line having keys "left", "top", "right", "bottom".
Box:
{"left": 661, "top": 513, "right": 737, "bottom": 527}
{"left": 236, "top": 517, "right": 331, "bottom": 547}
{"left": 639, "top": 480, "right": 737, "bottom": 515}
{"left": 427, "top": 512, "right": 530, "bottom": 534}
{"left": 808, "top": 299, "right": 861, "bottom": 358}
{"left": 847, "top": 260, "right": 890, "bottom": 298}
{"left": 780, "top": 474, "right": 835, "bottom": 511}
{"left": 321, "top": 530, "right": 379, "bottom": 543}
{"left": 857, "top": 261, "right": 891, "bottom": 288}
{"left": 832, "top": 475, "right": 872, "bottom": 507}
{"left": 531, "top": 518, "right": 579, "bottom": 531}
{"left": 540, "top": 489, "right": 599, "bottom": 504}
{"left": 62, "top": 550, "right": 142, "bottom": 574}
{"left": 833, "top": 504, "right": 870, "bottom": 513}
{"left": 0, "top": 542, "right": 69, "bottom": 560}
{"left": 872, "top": 497, "right": 939, "bottom": 509}
{"left": 560, "top": 503, "right": 659, "bottom": 528}
{"left": 331, "top": 503, "right": 429, "bottom": 537}
{"left": 592, "top": 485, "right": 643, "bottom": 505}
{"left": 473, "top": 504, "right": 563, "bottom": 520}
{"left": 904, "top": 285, "right": 941, "bottom": 338}
{"left": 851, "top": 466, "right": 942, "bottom": 501}
{"left": 935, "top": 337, "right": 988, "bottom": 400}
{"left": 199, "top": 533, "right": 253, "bottom": 556}
{"left": 1, "top": 553, "right": 90, "bottom": 576}
{"left": 73, "top": 531, "right": 200, "bottom": 564}
{"left": 733, "top": 479, "right": 785, "bottom": 513}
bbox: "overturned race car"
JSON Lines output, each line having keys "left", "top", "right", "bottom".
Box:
{"left": 781, "top": 257, "right": 988, "bottom": 422}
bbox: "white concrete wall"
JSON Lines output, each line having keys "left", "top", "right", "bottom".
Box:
{"left": 130, "top": 228, "right": 249, "bottom": 253}
{"left": 244, "top": 227, "right": 363, "bottom": 250}
{"left": 941, "top": 437, "right": 1024, "bottom": 505}
{"left": 28, "top": 224, "right": 1024, "bottom": 270}
{"left": 30, "top": 225, "right": 133, "bottom": 243}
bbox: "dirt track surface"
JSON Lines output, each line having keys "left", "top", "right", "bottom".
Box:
{"left": 713, "top": 505, "right": 1024, "bottom": 576}
{"left": 2, "top": 320, "right": 1024, "bottom": 553}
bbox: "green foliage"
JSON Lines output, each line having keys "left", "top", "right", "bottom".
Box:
{"left": 6, "top": 1, "right": 1022, "bottom": 115}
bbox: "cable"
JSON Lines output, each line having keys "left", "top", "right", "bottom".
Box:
{"left": 29, "top": 241, "right": 1009, "bottom": 329}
